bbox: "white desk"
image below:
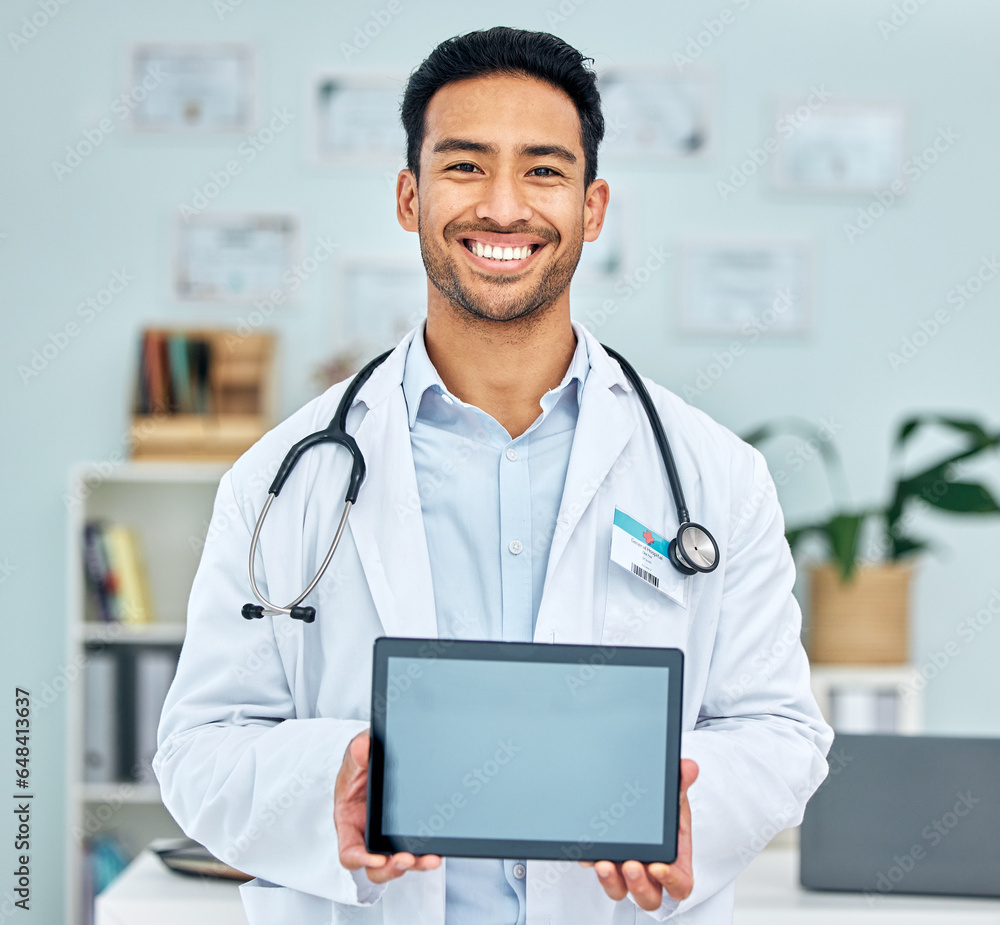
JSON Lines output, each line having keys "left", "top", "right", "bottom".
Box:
{"left": 97, "top": 847, "right": 1000, "bottom": 924}
{"left": 734, "top": 848, "right": 1000, "bottom": 924}
{"left": 95, "top": 850, "right": 249, "bottom": 925}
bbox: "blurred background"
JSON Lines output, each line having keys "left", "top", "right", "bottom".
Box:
{"left": 1, "top": 1, "right": 999, "bottom": 922}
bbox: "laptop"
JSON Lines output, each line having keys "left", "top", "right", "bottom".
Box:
{"left": 800, "top": 733, "right": 1000, "bottom": 898}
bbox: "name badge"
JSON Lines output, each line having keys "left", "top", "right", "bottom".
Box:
{"left": 610, "top": 507, "right": 673, "bottom": 594}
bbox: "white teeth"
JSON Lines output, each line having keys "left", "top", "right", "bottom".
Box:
{"left": 468, "top": 241, "right": 535, "bottom": 261}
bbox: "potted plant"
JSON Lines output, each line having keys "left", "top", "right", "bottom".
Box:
{"left": 743, "top": 415, "right": 1000, "bottom": 663}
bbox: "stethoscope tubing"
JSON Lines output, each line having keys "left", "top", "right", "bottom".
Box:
{"left": 244, "top": 343, "right": 718, "bottom": 621}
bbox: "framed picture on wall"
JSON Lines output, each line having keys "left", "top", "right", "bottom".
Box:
{"left": 771, "top": 101, "right": 906, "bottom": 193}
{"left": 597, "top": 66, "right": 713, "bottom": 160}
{"left": 575, "top": 189, "right": 632, "bottom": 283}
{"left": 678, "top": 238, "right": 812, "bottom": 336}
{"left": 174, "top": 213, "right": 299, "bottom": 303}
{"left": 127, "top": 43, "right": 255, "bottom": 133}
{"left": 310, "top": 72, "right": 407, "bottom": 164}
{"left": 339, "top": 256, "right": 427, "bottom": 349}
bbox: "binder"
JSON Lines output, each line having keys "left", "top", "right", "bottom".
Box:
{"left": 133, "top": 648, "right": 178, "bottom": 785}
{"left": 82, "top": 650, "right": 118, "bottom": 783}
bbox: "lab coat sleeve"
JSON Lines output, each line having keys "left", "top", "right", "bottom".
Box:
{"left": 152, "top": 469, "right": 388, "bottom": 906}
{"left": 636, "top": 445, "right": 834, "bottom": 921}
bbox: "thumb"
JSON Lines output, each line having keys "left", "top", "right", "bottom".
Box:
{"left": 680, "top": 758, "right": 699, "bottom": 794}
{"left": 348, "top": 730, "right": 370, "bottom": 773}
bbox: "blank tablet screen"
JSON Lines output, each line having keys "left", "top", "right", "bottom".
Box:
{"left": 367, "top": 638, "right": 683, "bottom": 863}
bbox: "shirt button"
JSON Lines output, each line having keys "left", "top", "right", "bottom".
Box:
{"left": 508, "top": 539, "right": 523, "bottom": 555}
{"left": 512, "top": 862, "right": 526, "bottom": 879}
{"left": 505, "top": 447, "right": 519, "bottom": 462}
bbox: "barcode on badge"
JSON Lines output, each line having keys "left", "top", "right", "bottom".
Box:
{"left": 631, "top": 562, "right": 660, "bottom": 589}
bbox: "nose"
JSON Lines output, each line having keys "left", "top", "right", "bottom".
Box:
{"left": 474, "top": 169, "right": 533, "bottom": 227}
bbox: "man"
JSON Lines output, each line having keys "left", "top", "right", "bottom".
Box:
{"left": 155, "top": 26, "right": 833, "bottom": 925}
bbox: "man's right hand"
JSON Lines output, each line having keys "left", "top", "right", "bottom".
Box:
{"left": 334, "top": 729, "right": 442, "bottom": 883}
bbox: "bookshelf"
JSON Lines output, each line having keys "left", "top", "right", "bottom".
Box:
{"left": 65, "top": 461, "right": 228, "bottom": 925}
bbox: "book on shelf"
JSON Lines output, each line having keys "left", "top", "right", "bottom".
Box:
{"left": 137, "top": 330, "right": 213, "bottom": 415}
{"left": 83, "top": 521, "right": 155, "bottom": 624}
{"left": 82, "top": 651, "right": 118, "bottom": 783}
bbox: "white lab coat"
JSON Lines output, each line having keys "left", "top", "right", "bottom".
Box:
{"left": 154, "top": 322, "right": 833, "bottom": 925}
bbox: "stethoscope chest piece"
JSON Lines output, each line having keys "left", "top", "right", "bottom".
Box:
{"left": 669, "top": 522, "right": 720, "bottom": 576}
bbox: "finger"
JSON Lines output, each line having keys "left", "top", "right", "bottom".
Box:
{"left": 621, "top": 860, "right": 664, "bottom": 912}
{"left": 348, "top": 730, "right": 371, "bottom": 772}
{"left": 364, "top": 853, "right": 414, "bottom": 884}
{"left": 679, "top": 758, "right": 699, "bottom": 795}
{"left": 648, "top": 861, "right": 693, "bottom": 902}
{"left": 339, "top": 843, "right": 390, "bottom": 872}
{"left": 409, "top": 853, "right": 442, "bottom": 871}
{"left": 592, "top": 860, "right": 628, "bottom": 901}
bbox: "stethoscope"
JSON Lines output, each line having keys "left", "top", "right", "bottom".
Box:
{"left": 242, "top": 346, "right": 719, "bottom": 624}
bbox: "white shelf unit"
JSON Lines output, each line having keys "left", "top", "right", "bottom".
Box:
{"left": 810, "top": 663, "right": 924, "bottom": 734}
{"left": 65, "top": 461, "right": 228, "bottom": 925}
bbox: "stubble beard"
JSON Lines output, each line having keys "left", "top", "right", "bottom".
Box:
{"left": 417, "top": 213, "right": 584, "bottom": 328}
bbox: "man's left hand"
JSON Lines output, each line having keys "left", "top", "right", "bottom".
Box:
{"left": 580, "top": 758, "right": 698, "bottom": 911}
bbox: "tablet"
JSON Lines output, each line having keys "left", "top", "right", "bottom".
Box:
{"left": 366, "top": 637, "right": 683, "bottom": 863}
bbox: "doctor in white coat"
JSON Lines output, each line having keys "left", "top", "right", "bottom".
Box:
{"left": 154, "top": 25, "right": 833, "bottom": 925}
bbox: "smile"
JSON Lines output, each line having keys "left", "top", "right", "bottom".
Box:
{"left": 461, "top": 236, "right": 546, "bottom": 272}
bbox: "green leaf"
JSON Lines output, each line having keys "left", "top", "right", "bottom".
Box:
{"left": 893, "top": 415, "right": 995, "bottom": 452}
{"left": 889, "top": 534, "right": 930, "bottom": 560}
{"left": 916, "top": 480, "right": 1000, "bottom": 514}
{"left": 825, "top": 513, "right": 864, "bottom": 581}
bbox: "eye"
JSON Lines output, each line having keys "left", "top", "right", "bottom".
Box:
{"left": 529, "top": 166, "right": 562, "bottom": 178}
{"left": 446, "top": 162, "right": 481, "bottom": 173}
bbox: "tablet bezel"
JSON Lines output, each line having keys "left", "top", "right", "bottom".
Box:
{"left": 366, "top": 637, "right": 684, "bottom": 864}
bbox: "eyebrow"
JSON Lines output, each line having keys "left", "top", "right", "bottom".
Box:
{"left": 431, "top": 138, "right": 578, "bottom": 165}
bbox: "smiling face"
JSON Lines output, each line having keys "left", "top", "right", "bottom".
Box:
{"left": 397, "top": 73, "right": 608, "bottom": 326}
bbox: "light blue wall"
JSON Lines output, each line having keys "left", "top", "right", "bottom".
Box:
{"left": 2, "top": 0, "right": 999, "bottom": 918}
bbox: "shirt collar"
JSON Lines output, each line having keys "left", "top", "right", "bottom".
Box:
{"left": 402, "top": 321, "right": 590, "bottom": 429}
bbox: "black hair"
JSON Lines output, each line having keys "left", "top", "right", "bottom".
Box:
{"left": 400, "top": 26, "right": 605, "bottom": 189}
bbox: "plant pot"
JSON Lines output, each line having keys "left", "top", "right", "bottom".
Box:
{"left": 807, "top": 562, "right": 912, "bottom": 664}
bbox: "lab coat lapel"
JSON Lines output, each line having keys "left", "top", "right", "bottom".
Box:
{"left": 346, "top": 333, "right": 439, "bottom": 642}
{"left": 541, "top": 339, "right": 638, "bottom": 601}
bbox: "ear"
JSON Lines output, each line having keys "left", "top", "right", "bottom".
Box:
{"left": 397, "top": 169, "right": 418, "bottom": 232}
{"left": 583, "top": 179, "right": 611, "bottom": 243}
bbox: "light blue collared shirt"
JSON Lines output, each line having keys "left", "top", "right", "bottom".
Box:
{"left": 401, "top": 323, "right": 590, "bottom": 925}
